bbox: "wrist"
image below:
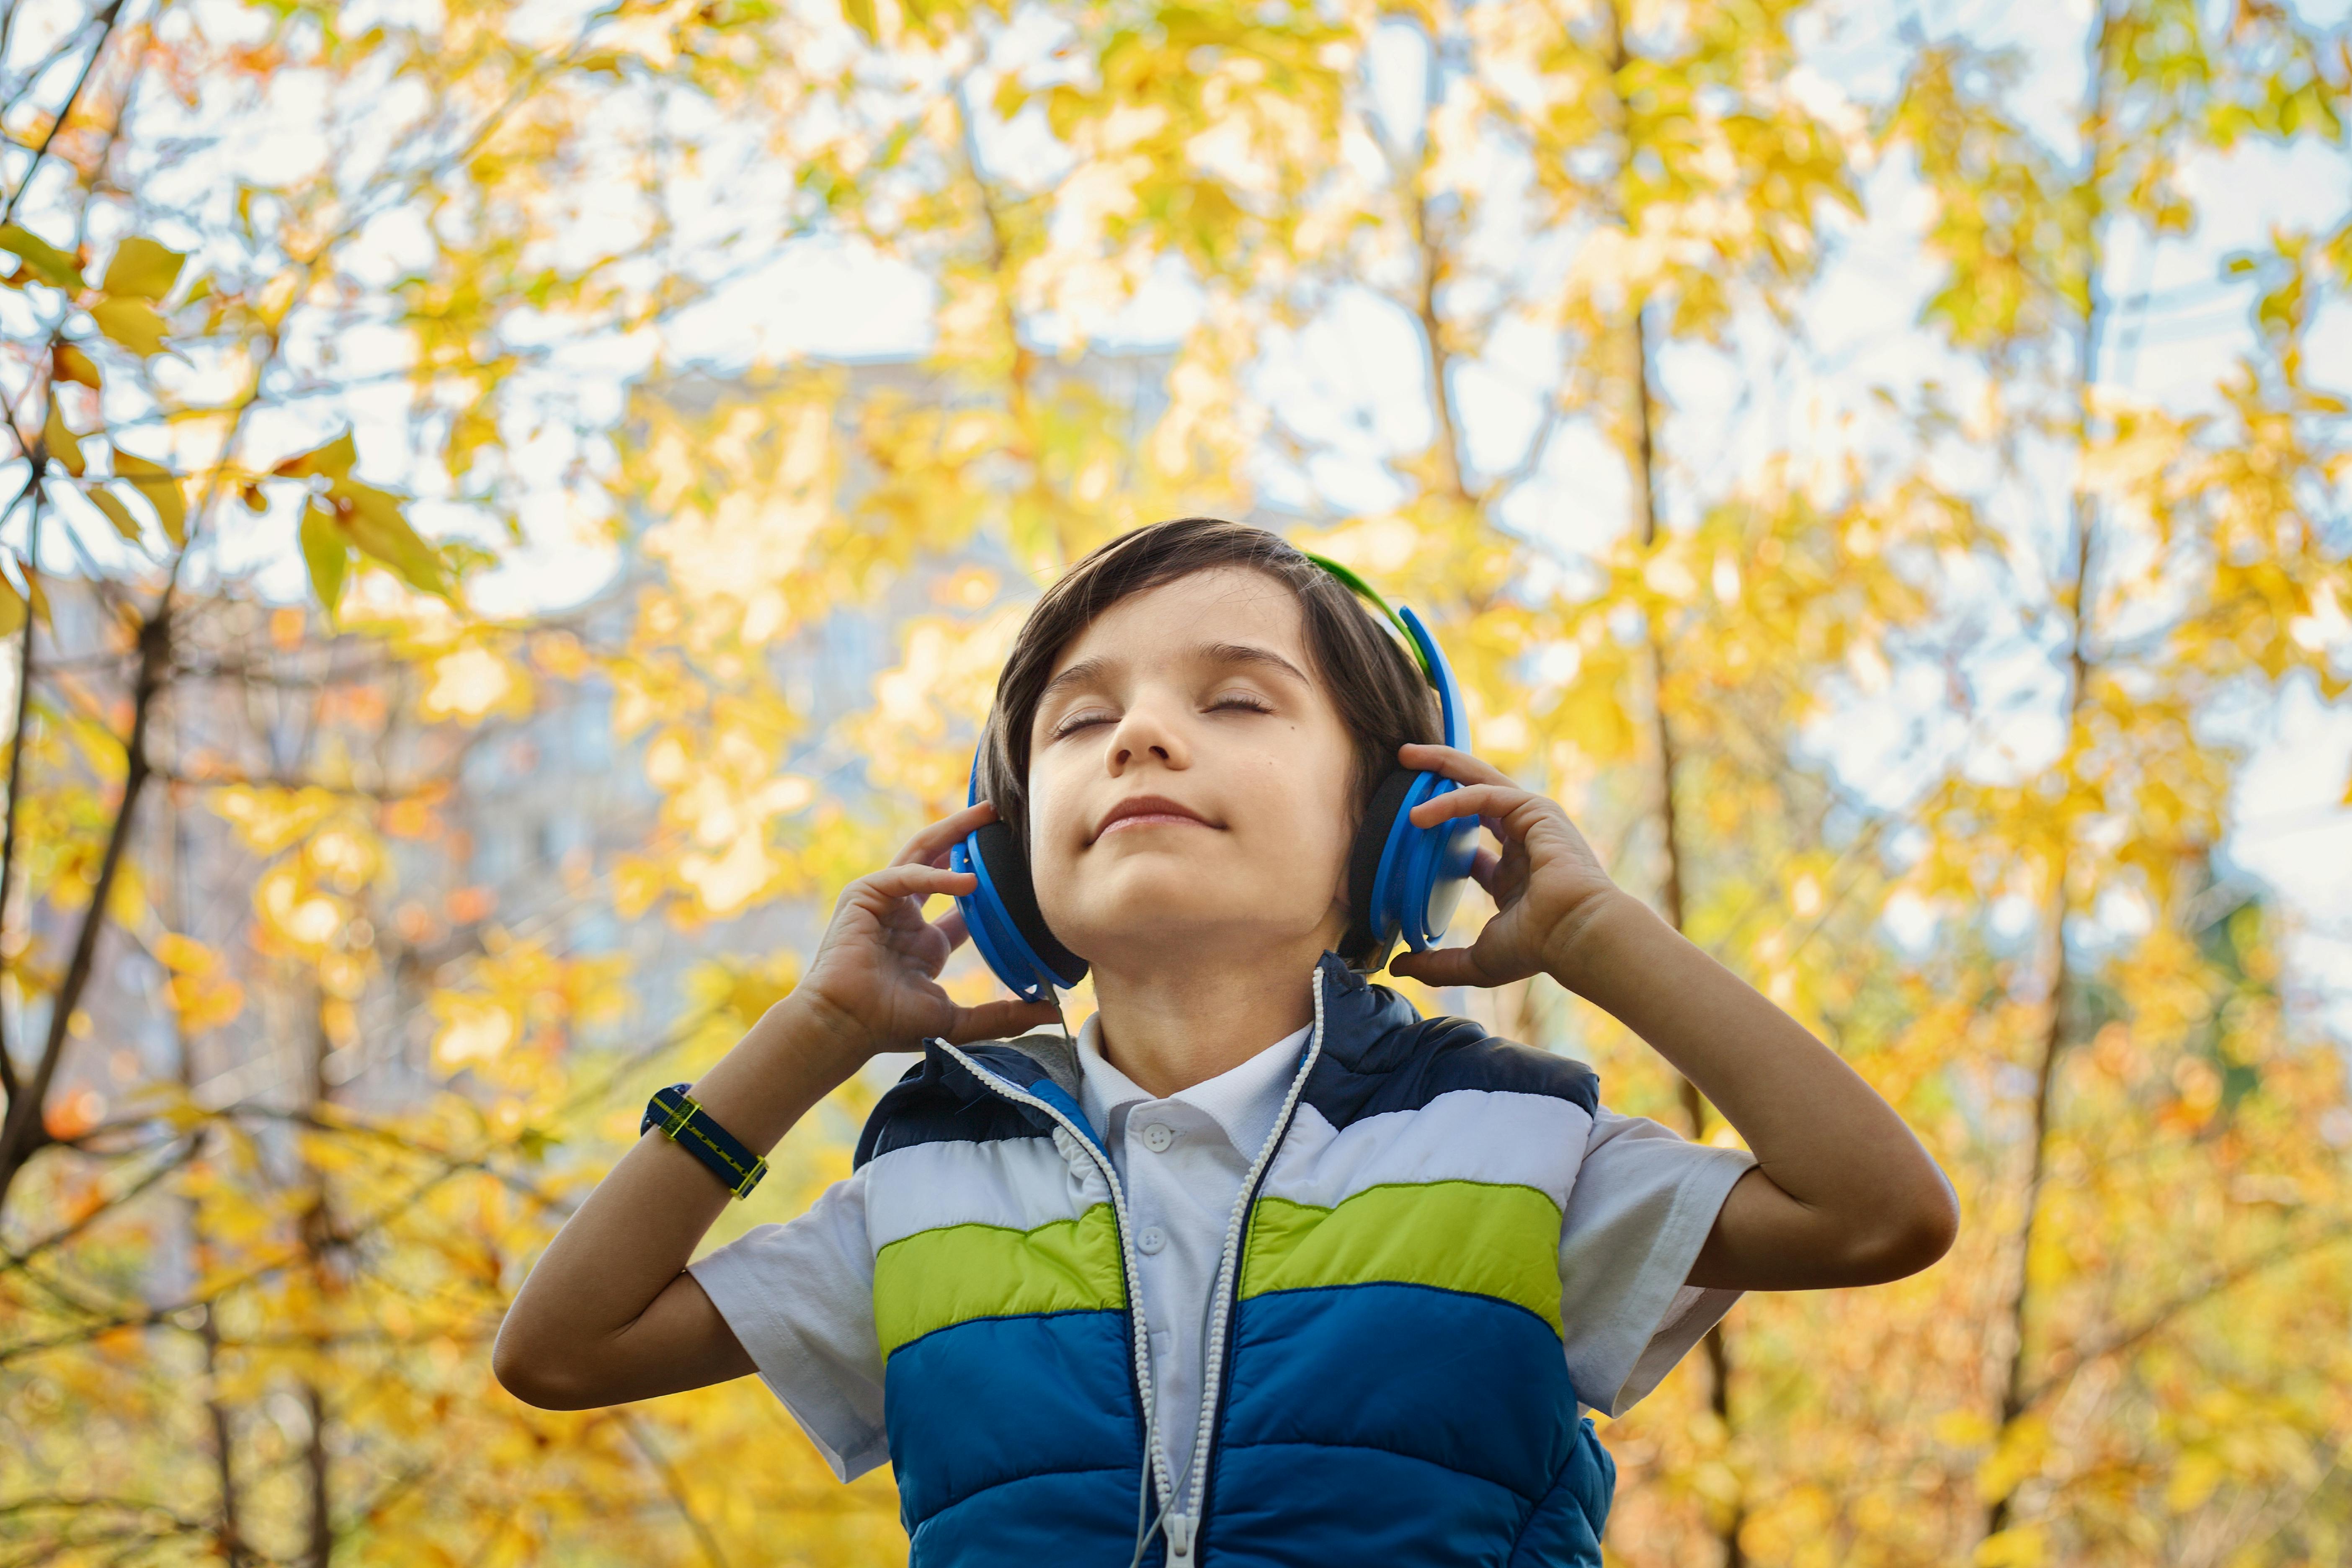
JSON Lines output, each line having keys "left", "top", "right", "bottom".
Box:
{"left": 1541, "top": 886, "right": 1658, "bottom": 997}
{"left": 766, "top": 988, "right": 877, "bottom": 1082}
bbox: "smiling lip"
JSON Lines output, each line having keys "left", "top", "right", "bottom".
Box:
{"left": 1091, "top": 794, "right": 1219, "bottom": 842}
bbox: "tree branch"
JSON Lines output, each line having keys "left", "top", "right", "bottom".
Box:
{"left": 0, "top": 591, "right": 168, "bottom": 1217}
{"left": 0, "top": 0, "right": 127, "bottom": 226}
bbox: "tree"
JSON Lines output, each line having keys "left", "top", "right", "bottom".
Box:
{"left": 7, "top": 0, "right": 2350, "bottom": 1563}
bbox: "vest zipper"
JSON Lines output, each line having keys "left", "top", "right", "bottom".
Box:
{"left": 934, "top": 1042, "right": 1174, "bottom": 1524}
{"left": 1163, "top": 1511, "right": 1194, "bottom": 1560}
{"left": 1169, "top": 963, "right": 1331, "bottom": 1555}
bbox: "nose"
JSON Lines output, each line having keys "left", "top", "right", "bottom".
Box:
{"left": 1106, "top": 697, "right": 1189, "bottom": 775}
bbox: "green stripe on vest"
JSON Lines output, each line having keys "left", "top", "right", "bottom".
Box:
{"left": 1240, "top": 1181, "right": 1564, "bottom": 1335}
{"left": 874, "top": 1204, "right": 1127, "bottom": 1357}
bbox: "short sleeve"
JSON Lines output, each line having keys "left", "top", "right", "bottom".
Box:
{"left": 686, "top": 1170, "right": 888, "bottom": 1480}
{"left": 1557, "top": 1105, "right": 1756, "bottom": 1417}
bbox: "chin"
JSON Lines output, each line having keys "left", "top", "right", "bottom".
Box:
{"left": 1050, "top": 868, "right": 1324, "bottom": 966}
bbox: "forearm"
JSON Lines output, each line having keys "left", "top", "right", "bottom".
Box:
{"left": 494, "top": 993, "right": 863, "bottom": 1380}
{"left": 1549, "top": 890, "right": 1957, "bottom": 1284}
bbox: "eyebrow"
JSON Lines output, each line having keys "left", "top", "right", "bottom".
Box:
{"left": 1038, "top": 656, "right": 1114, "bottom": 707}
{"left": 1197, "top": 641, "right": 1312, "bottom": 686}
{"left": 1036, "top": 642, "right": 1312, "bottom": 706}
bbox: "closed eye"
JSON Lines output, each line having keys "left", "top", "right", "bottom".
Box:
{"left": 1051, "top": 708, "right": 1117, "bottom": 739}
{"left": 1208, "top": 693, "right": 1273, "bottom": 715}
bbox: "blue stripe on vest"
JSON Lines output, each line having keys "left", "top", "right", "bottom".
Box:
{"left": 912, "top": 1469, "right": 1169, "bottom": 1568}
{"left": 883, "top": 1310, "right": 1143, "bottom": 1533}
{"left": 1214, "top": 1282, "right": 1583, "bottom": 1509}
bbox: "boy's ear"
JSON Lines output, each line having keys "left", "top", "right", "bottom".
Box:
{"left": 971, "top": 820, "right": 1089, "bottom": 983}
{"left": 1338, "top": 769, "right": 1416, "bottom": 971}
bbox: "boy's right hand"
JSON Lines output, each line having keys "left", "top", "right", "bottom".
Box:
{"left": 787, "top": 799, "right": 1063, "bottom": 1069}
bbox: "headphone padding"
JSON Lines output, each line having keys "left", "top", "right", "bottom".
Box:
{"left": 1340, "top": 768, "right": 1418, "bottom": 969}
{"left": 970, "top": 820, "right": 1088, "bottom": 985}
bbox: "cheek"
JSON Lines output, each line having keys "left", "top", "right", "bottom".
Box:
{"left": 1239, "top": 752, "right": 1355, "bottom": 892}
{"left": 1023, "top": 759, "right": 1087, "bottom": 879}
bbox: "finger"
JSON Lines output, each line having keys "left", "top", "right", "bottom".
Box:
{"left": 943, "top": 998, "right": 1064, "bottom": 1045}
{"left": 1385, "top": 943, "right": 1504, "bottom": 988}
{"left": 890, "top": 799, "right": 999, "bottom": 867}
{"left": 853, "top": 864, "right": 978, "bottom": 905}
{"left": 928, "top": 905, "right": 972, "bottom": 951}
{"left": 1397, "top": 743, "right": 1516, "bottom": 789}
{"left": 1406, "top": 782, "right": 1538, "bottom": 830}
{"left": 1468, "top": 845, "right": 1501, "bottom": 890}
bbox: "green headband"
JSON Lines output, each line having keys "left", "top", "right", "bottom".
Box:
{"left": 1303, "top": 550, "right": 1432, "bottom": 680}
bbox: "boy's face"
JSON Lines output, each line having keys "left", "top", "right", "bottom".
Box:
{"left": 1025, "top": 566, "right": 1357, "bottom": 971}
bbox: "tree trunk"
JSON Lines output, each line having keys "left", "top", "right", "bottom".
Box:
{"left": 300, "top": 995, "right": 339, "bottom": 1567}
{"left": 1983, "top": 4, "right": 2116, "bottom": 1541}
{"left": 200, "top": 1295, "right": 251, "bottom": 1567}
{"left": 1626, "top": 291, "right": 1743, "bottom": 1568}
{"left": 303, "top": 1378, "right": 333, "bottom": 1568}
{"left": 0, "top": 488, "right": 43, "bottom": 1112}
{"left": 0, "top": 595, "right": 170, "bottom": 1216}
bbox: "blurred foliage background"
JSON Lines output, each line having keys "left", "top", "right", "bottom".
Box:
{"left": 2, "top": 0, "right": 2351, "bottom": 1563}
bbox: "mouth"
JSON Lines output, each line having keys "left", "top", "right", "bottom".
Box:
{"left": 1091, "top": 794, "right": 1221, "bottom": 843}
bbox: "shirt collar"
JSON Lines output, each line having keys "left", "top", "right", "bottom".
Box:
{"left": 1074, "top": 1011, "right": 1312, "bottom": 1159}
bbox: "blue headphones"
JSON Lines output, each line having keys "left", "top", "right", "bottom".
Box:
{"left": 950, "top": 553, "right": 1478, "bottom": 1001}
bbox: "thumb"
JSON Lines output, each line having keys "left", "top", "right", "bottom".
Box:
{"left": 943, "top": 998, "right": 1063, "bottom": 1045}
{"left": 1384, "top": 944, "right": 1497, "bottom": 989}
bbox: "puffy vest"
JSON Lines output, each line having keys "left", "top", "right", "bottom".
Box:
{"left": 852, "top": 952, "right": 1615, "bottom": 1566}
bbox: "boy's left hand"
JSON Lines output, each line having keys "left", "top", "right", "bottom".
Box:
{"left": 1383, "top": 743, "right": 1624, "bottom": 991}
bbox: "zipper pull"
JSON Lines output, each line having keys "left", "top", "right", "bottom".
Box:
{"left": 1164, "top": 1512, "right": 1193, "bottom": 1560}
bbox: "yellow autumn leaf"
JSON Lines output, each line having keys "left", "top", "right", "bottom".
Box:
{"left": 431, "top": 995, "right": 518, "bottom": 1072}
{"left": 85, "top": 485, "right": 142, "bottom": 542}
{"left": 0, "top": 221, "right": 82, "bottom": 288}
{"left": 300, "top": 498, "right": 348, "bottom": 619}
{"left": 89, "top": 294, "right": 170, "bottom": 356}
{"left": 100, "top": 236, "right": 187, "bottom": 301}
{"left": 209, "top": 784, "right": 343, "bottom": 855}
{"left": 110, "top": 450, "right": 186, "bottom": 545}
{"left": 42, "top": 398, "right": 84, "bottom": 476}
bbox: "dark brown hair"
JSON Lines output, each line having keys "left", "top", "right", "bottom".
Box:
{"left": 975, "top": 517, "right": 1441, "bottom": 862}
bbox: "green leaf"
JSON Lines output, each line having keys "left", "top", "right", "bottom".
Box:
{"left": 101, "top": 237, "right": 187, "bottom": 301}
{"left": 43, "top": 400, "right": 85, "bottom": 477}
{"left": 0, "top": 223, "right": 83, "bottom": 289}
{"left": 330, "top": 479, "right": 449, "bottom": 598}
{"left": 841, "top": 0, "right": 876, "bottom": 41}
{"left": 300, "top": 500, "right": 348, "bottom": 621}
{"left": 90, "top": 295, "right": 169, "bottom": 356}
{"left": 87, "top": 485, "right": 142, "bottom": 542}
{"left": 111, "top": 450, "right": 186, "bottom": 546}
{"left": 275, "top": 430, "right": 357, "bottom": 480}
{"left": 514, "top": 1124, "right": 562, "bottom": 1163}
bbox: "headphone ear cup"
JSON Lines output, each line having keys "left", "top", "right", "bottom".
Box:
{"left": 970, "top": 820, "right": 1088, "bottom": 987}
{"left": 1340, "top": 769, "right": 1418, "bottom": 970}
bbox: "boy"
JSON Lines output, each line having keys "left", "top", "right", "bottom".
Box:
{"left": 494, "top": 518, "right": 1958, "bottom": 1565}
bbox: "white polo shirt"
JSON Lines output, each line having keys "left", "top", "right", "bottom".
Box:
{"left": 686, "top": 1014, "right": 1755, "bottom": 1485}
{"left": 1073, "top": 1011, "right": 1312, "bottom": 1496}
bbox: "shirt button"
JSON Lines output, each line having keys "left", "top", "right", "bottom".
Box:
{"left": 1140, "top": 1122, "right": 1175, "bottom": 1153}
{"left": 1137, "top": 1225, "right": 1167, "bottom": 1256}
